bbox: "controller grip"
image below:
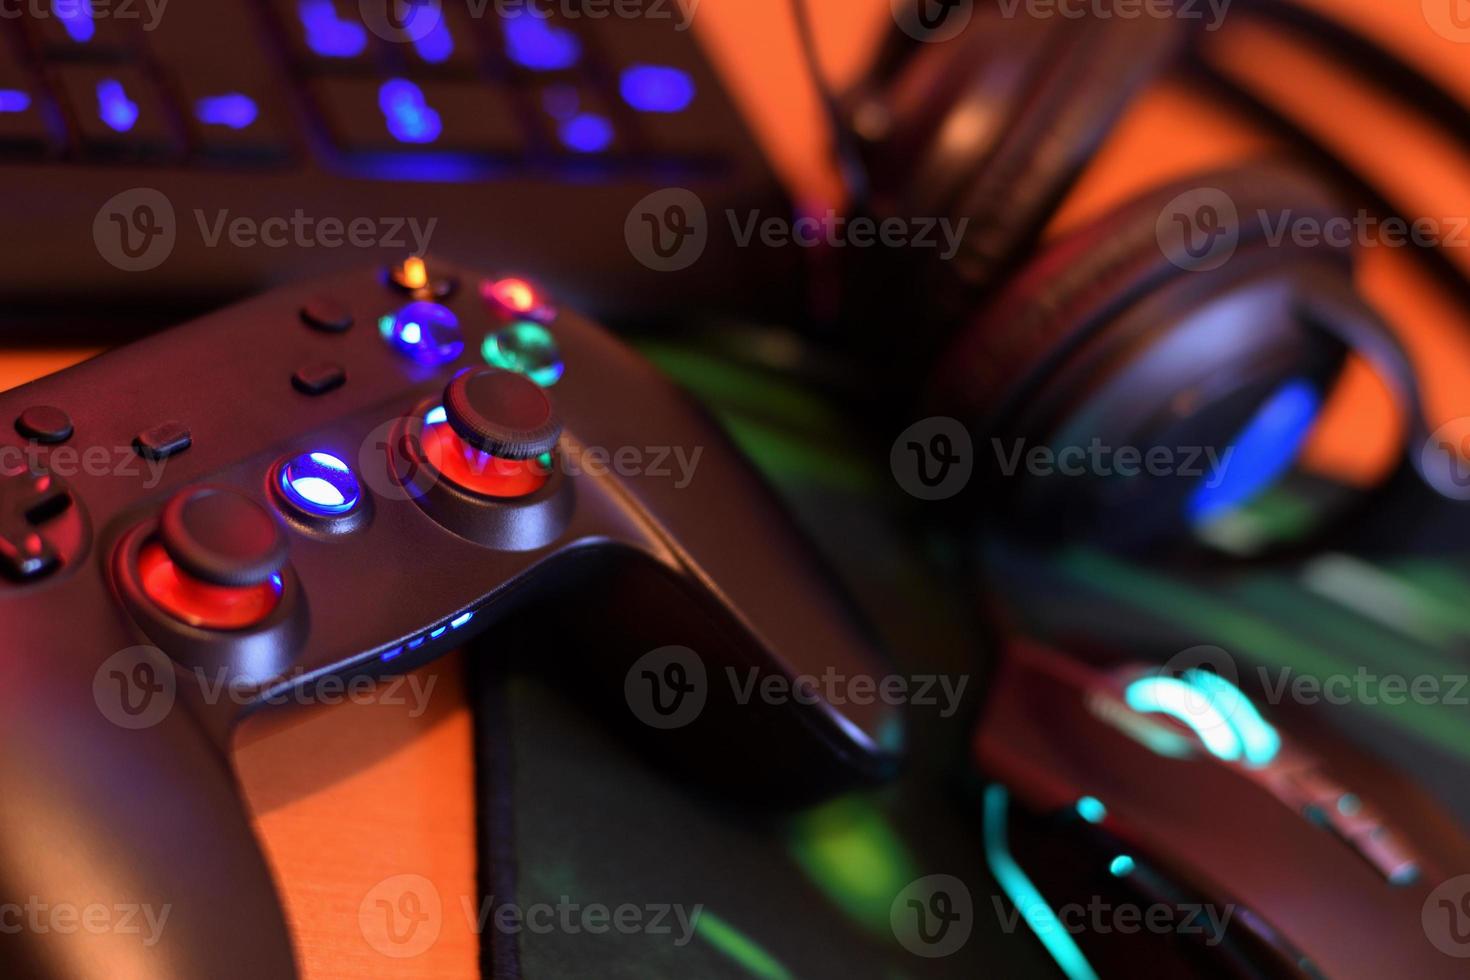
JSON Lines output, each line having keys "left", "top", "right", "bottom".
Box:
{"left": 0, "top": 619, "right": 294, "bottom": 978}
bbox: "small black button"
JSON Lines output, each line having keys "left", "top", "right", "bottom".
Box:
{"left": 160, "top": 486, "right": 286, "bottom": 587}
{"left": 292, "top": 362, "right": 347, "bottom": 396}
{"left": 15, "top": 406, "right": 73, "bottom": 444}
{"left": 134, "top": 421, "right": 191, "bottom": 461}
{"left": 300, "top": 297, "right": 354, "bottom": 333}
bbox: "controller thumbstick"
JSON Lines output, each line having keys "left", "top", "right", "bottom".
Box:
{"left": 443, "top": 368, "right": 563, "bottom": 460}
{"left": 159, "top": 486, "right": 288, "bottom": 587}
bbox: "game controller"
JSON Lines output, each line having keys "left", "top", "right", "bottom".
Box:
{"left": 977, "top": 641, "right": 1470, "bottom": 978}
{"left": 0, "top": 258, "right": 902, "bottom": 978}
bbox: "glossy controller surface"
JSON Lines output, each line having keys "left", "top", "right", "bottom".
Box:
{"left": 0, "top": 260, "right": 901, "bottom": 977}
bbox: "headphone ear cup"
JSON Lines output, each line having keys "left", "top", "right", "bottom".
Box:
{"left": 930, "top": 161, "right": 1367, "bottom": 551}
{"left": 846, "top": 10, "right": 1183, "bottom": 370}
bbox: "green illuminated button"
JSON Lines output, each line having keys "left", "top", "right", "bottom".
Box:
{"left": 482, "top": 321, "right": 564, "bottom": 386}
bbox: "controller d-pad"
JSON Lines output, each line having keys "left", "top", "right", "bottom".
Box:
{"left": 0, "top": 469, "right": 74, "bottom": 580}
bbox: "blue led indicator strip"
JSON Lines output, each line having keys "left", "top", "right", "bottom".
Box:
{"left": 380, "top": 612, "right": 478, "bottom": 662}
{"left": 983, "top": 785, "right": 1100, "bottom": 980}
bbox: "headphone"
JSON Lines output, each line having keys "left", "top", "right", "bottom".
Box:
{"left": 822, "top": 0, "right": 1470, "bottom": 553}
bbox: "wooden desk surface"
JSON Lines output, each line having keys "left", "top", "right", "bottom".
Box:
{"left": 5, "top": 2, "right": 1470, "bottom": 975}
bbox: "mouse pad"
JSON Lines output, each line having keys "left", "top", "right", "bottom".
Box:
{"left": 465, "top": 338, "right": 1053, "bottom": 977}
{"left": 473, "top": 669, "right": 1051, "bottom": 979}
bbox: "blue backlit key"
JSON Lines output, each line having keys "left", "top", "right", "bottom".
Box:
{"left": 26, "top": 0, "right": 144, "bottom": 55}
{"left": 0, "top": 65, "right": 55, "bottom": 155}
{"left": 499, "top": 8, "right": 583, "bottom": 72}
{"left": 309, "top": 77, "right": 523, "bottom": 158}
{"left": 53, "top": 66, "right": 178, "bottom": 158}
{"left": 539, "top": 84, "right": 620, "bottom": 155}
{"left": 273, "top": 0, "right": 375, "bottom": 65}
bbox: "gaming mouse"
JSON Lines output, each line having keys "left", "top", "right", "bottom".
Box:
{"left": 974, "top": 641, "right": 1470, "bottom": 978}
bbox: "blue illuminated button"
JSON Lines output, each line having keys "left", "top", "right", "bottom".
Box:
{"left": 278, "top": 452, "right": 362, "bottom": 516}
{"left": 379, "top": 78, "right": 442, "bottom": 144}
{"left": 0, "top": 90, "right": 32, "bottom": 114}
{"left": 381, "top": 302, "right": 464, "bottom": 365}
{"left": 482, "top": 322, "right": 564, "bottom": 387}
{"left": 620, "top": 65, "right": 695, "bottom": 114}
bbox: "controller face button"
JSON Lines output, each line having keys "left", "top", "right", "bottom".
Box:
{"left": 299, "top": 297, "right": 354, "bottom": 333}
{"left": 137, "top": 540, "right": 282, "bottom": 630}
{"left": 160, "top": 486, "right": 288, "bottom": 587}
{"left": 133, "top": 420, "right": 191, "bottom": 461}
{"left": 15, "top": 405, "right": 73, "bottom": 444}
{"left": 382, "top": 301, "right": 464, "bottom": 365}
{"left": 481, "top": 276, "right": 554, "bottom": 323}
{"left": 277, "top": 451, "right": 362, "bottom": 517}
{"left": 0, "top": 470, "right": 73, "bottom": 581}
{"left": 386, "top": 257, "right": 457, "bottom": 299}
{"left": 482, "top": 321, "right": 564, "bottom": 387}
{"left": 420, "top": 415, "right": 552, "bottom": 498}
{"left": 291, "top": 361, "right": 347, "bottom": 396}
{"left": 443, "top": 367, "right": 562, "bottom": 459}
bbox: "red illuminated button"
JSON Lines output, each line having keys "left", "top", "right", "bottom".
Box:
{"left": 421, "top": 420, "right": 551, "bottom": 498}
{"left": 481, "top": 276, "right": 555, "bottom": 323}
{"left": 137, "top": 541, "right": 282, "bottom": 630}
{"left": 140, "top": 486, "right": 287, "bottom": 629}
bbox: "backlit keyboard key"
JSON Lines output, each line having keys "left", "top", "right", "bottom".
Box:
{"left": 0, "top": 66, "right": 56, "bottom": 154}
{"left": 310, "top": 76, "right": 523, "bottom": 156}
{"left": 25, "top": 0, "right": 145, "bottom": 57}
{"left": 539, "top": 83, "right": 620, "bottom": 155}
{"left": 275, "top": 0, "right": 376, "bottom": 66}
{"left": 52, "top": 65, "right": 178, "bottom": 158}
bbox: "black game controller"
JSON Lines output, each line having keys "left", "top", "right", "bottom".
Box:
{"left": 0, "top": 259, "right": 902, "bottom": 978}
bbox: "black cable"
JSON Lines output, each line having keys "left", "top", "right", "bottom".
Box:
{"left": 789, "top": 0, "right": 871, "bottom": 209}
